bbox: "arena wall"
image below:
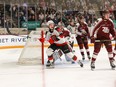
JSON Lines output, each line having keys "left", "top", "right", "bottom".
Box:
{"left": 0, "top": 28, "right": 115, "bottom": 49}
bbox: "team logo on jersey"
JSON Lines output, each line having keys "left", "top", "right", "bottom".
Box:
{"left": 102, "top": 27, "right": 109, "bottom": 33}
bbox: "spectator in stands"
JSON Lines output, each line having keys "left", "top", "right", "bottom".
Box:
{"left": 19, "top": 12, "right": 26, "bottom": 27}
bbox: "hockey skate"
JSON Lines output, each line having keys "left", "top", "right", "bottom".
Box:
{"left": 82, "top": 55, "right": 85, "bottom": 61}
{"left": 46, "top": 60, "right": 54, "bottom": 68}
{"left": 110, "top": 60, "right": 115, "bottom": 70}
{"left": 91, "top": 61, "right": 95, "bottom": 71}
{"left": 88, "top": 56, "right": 91, "bottom": 60}
{"left": 78, "top": 60, "right": 83, "bottom": 67}
{"left": 82, "top": 57, "right": 85, "bottom": 61}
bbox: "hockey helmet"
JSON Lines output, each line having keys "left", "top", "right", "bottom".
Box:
{"left": 47, "top": 20, "right": 54, "bottom": 26}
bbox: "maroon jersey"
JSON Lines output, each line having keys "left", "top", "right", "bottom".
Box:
{"left": 76, "top": 22, "right": 90, "bottom": 38}
{"left": 92, "top": 18, "right": 116, "bottom": 40}
{"left": 62, "top": 30, "right": 70, "bottom": 37}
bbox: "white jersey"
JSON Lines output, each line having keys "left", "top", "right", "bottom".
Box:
{"left": 67, "top": 25, "right": 75, "bottom": 34}
{"left": 45, "top": 28, "right": 66, "bottom": 45}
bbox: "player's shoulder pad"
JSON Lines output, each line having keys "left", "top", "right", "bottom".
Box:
{"left": 109, "top": 18, "right": 113, "bottom": 23}
{"left": 97, "top": 18, "right": 102, "bottom": 21}
{"left": 95, "top": 18, "right": 102, "bottom": 25}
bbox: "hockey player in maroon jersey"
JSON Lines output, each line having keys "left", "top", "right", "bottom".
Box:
{"left": 90, "top": 10, "right": 116, "bottom": 70}
{"left": 58, "top": 25, "right": 75, "bottom": 62}
{"left": 75, "top": 15, "right": 91, "bottom": 61}
{"left": 45, "top": 20, "right": 83, "bottom": 68}
{"left": 59, "top": 25, "right": 74, "bottom": 48}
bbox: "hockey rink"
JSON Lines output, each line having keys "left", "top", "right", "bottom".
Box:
{"left": 0, "top": 47, "right": 116, "bottom": 87}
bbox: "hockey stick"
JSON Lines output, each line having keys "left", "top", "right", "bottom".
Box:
{"left": 5, "top": 21, "right": 30, "bottom": 38}
{"left": 5, "top": 21, "right": 12, "bottom": 35}
{"left": 95, "top": 39, "right": 115, "bottom": 42}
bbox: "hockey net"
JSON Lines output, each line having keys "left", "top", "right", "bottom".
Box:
{"left": 18, "top": 30, "right": 44, "bottom": 65}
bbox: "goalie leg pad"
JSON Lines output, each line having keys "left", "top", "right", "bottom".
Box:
{"left": 65, "top": 52, "right": 77, "bottom": 61}
{"left": 53, "top": 49, "right": 63, "bottom": 61}
{"left": 57, "top": 49, "right": 63, "bottom": 56}
{"left": 65, "top": 52, "right": 74, "bottom": 58}
{"left": 72, "top": 55, "right": 77, "bottom": 61}
{"left": 65, "top": 55, "right": 72, "bottom": 61}
{"left": 46, "top": 48, "right": 54, "bottom": 56}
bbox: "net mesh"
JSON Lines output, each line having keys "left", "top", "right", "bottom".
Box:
{"left": 18, "top": 30, "right": 43, "bottom": 65}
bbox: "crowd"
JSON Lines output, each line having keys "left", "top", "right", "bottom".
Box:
{"left": 0, "top": 0, "right": 116, "bottom": 28}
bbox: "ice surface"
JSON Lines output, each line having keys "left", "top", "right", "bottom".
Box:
{"left": 0, "top": 47, "right": 116, "bottom": 87}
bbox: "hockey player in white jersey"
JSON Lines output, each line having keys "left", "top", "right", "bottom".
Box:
{"left": 45, "top": 20, "right": 83, "bottom": 68}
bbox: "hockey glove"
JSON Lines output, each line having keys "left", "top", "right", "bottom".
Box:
{"left": 90, "top": 36, "right": 95, "bottom": 43}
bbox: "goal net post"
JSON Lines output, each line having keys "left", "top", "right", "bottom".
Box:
{"left": 18, "top": 30, "right": 44, "bottom": 65}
